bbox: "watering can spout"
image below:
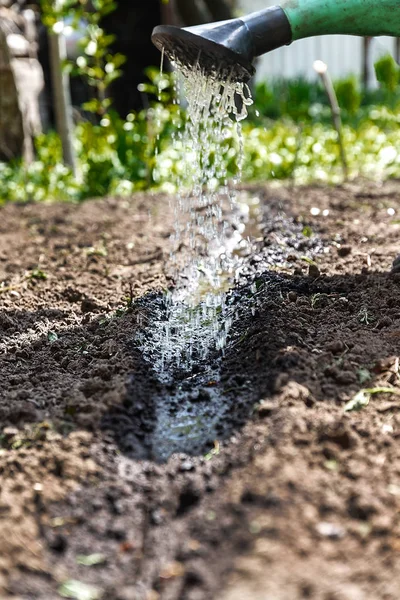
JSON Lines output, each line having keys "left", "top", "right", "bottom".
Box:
{"left": 152, "top": 0, "right": 400, "bottom": 82}
{"left": 151, "top": 6, "right": 291, "bottom": 82}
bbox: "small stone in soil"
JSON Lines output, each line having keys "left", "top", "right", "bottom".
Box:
{"left": 326, "top": 340, "right": 345, "bottom": 354}
{"left": 316, "top": 521, "right": 345, "bottom": 539}
{"left": 376, "top": 316, "right": 393, "bottom": 329}
{"left": 48, "top": 533, "right": 68, "bottom": 553}
{"left": 308, "top": 264, "right": 320, "bottom": 278}
{"left": 337, "top": 246, "right": 352, "bottom": 257}
{"left": 180, "top": 460, "right": 195, "bottom": 472}
{"left": 334, "top": 370, "right": 357, "bottom": 385}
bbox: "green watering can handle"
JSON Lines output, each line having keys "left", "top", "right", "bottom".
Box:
{"left": 282, "top": 0, "right": 400, "bottom": 40}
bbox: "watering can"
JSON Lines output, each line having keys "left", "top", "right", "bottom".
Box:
{"left": 152, "top": 0, "right": 400, "bottom": 81}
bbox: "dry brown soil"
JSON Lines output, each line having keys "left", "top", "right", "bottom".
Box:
{"left": 0, "top": 182, "right": 400, "bottom": 600}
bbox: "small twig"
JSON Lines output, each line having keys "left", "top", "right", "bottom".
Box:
{"left": 290, "top": 121, "right": 303, "bottom": 189}
{"left": 314, "top": 60, "right": 348, "bottom": 181}
{"left": 0, "top": 282, "right": 23, "bottom": 294}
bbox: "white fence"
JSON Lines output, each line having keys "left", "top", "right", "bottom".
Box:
{"left": 238, "top": 0, "right": 398, "bottom": 85}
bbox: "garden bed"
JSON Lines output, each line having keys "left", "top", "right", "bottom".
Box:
{"left": 1, "top": 181, "right": 400, "bottom": 599}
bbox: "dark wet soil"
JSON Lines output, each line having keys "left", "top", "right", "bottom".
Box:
{"left": 1, "top": 182, "right": 400, "bottom": 599}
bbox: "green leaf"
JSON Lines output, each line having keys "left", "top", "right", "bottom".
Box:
{"left": 302, "top": 225, "right": 313, "bottom": 238}
{"left": 300, "top": 256, "right": 317, "bottom": 266}
{"left": 58, "top": 579, "right": 102, "bottom": 600}
{"left": 82, "top": 99, "right": 103, "bottom": 114}
{"left": 30, "top": 268, "right": 47, "bottom": 280}
{"left": 85, "top": 245, "right": 108, "bottom": 257}
{"left": 47, "top": 331, "right": 58, "bottom": 343}
{"left": 76, "top": 553, "right": 106, "bottom": 566}
{"left": 344, "top": 390, "right": 370, "bottom": 412}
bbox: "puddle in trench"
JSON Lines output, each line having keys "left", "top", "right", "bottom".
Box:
{"left": 141, "top": 370, "right": 229, "bottom": 461}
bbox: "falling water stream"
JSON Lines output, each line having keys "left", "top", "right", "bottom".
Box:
{"left": 132, "top": 59, "right": 260, "bottom": 460}
{"left": 139, "top": 61, "right": 253, "bottom": 375}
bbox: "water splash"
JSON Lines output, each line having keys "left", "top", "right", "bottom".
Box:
{"left": 139, "top": 60, "right": 253, "bottom": 379}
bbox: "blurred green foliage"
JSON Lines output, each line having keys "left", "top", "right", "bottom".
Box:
{"left": 41, "top": 0, "right": 125, "bottom": 116}
{"left": 250, "top": 67, "right": 400, "bottom": 123}
{"left": 242, "top": 116, "right": 400, "bottom": 184}
{"left": 374, "top": 53, "right": 400, "bottom": 93}
{"left": 334, "top": 76, "right": 361, "bottom": 115}
{"left": 2, "top": 59, "right": 400, "bottom": 203}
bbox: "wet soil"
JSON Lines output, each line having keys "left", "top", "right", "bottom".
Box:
{"left": 1, "top": 182, "right": 400, "bottom": 599}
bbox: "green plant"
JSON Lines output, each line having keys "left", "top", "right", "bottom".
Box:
{"left": 74, "top": 1, "right": 126, "bottom": 116}
{"left": 3, "top": 67, "right": 400, "bottom": 203}
{"left": 252, "top": 77, "right": 327, "bottom": 122}
{"left": 358, "top": 307, "right": 375, "bottom": 325}
{"left": 138, "top": 66, "right": 178, "bottom": 106}
{"left": 374, "top": 53, "right": 400, "bottom": 93}
{"left": 40, "top": 0, "right": 125, "bottom": 117}
{"left": 251, "top": 81, "right": 278, "bottom": 119}
{"left": 334, "top": 76, "right": 361, "bottom": 115}
{"left": 252, "top": 70, "right": 400, "bottom": 127}
{"left": 29, "top": 268, "right": 48, "bottom": 280}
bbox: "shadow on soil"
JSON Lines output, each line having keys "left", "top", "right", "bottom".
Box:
{"left": 101, "top": 268, "right": 388, "bottom": 462}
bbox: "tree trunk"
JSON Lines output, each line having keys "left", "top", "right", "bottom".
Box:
{"left": 0, "top": 26, "right": 24, "bottom": 161}
{"left": 395, "top": 38, "right": 400, "bottom": 64}
{"left": 362, "top": 36, "right": 372, "bottom": 89}
{"left": 48, "top": 30, "right": 77, "bottom": 175}
{"left": 0, "top": 7, "right": 45, "bottom": 163}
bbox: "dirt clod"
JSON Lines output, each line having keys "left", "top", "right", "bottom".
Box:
{"left": 337, "top": 245, "right": 352, "bottom": 257}
{"left": 308, "top": 264, "right": 320, "bottom": 277}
